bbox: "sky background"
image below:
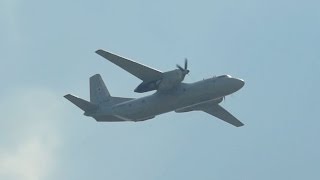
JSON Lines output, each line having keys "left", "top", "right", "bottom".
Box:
{"left": 1, "top": 0, "right": 320, "bottom": 179}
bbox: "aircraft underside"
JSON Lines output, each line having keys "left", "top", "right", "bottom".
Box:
{"left": 65, "top": 49, "right": 245, "bottom": 127}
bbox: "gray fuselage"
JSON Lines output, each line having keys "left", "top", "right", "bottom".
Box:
{"left": 92, "top": 76, "right": 244, "bottom": 121}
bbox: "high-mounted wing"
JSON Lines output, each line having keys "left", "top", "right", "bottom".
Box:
{"left": 202, "top": 104, "right": 244, "bottom": 127}
{"left": 96, "top": 49, "right": 163, "bottom": 82}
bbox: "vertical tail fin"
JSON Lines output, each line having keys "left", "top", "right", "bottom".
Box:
{"left": 90, "top": 74, "right": 111, "bottom": 104}
{"left": 65, "top": 74, "right": 134, "bottom": 116}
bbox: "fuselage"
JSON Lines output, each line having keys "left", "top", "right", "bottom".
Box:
{"left": 92, "top": 75, "right": 244, "bottom": 121}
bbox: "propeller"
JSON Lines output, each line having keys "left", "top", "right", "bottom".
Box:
{"left": 176, "top": 58, "right": 190, "bottom": 78}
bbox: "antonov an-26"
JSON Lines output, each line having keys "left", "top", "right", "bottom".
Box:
{"left": 65, "top": 49, "right": 245, "bottom": 127}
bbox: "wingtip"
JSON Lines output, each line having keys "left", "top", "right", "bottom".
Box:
{"left": 64, "top": 94, "right": 73, "bottom": 100}
{"left": 236, "top": 122, "right": 245, "bottom": 127}
{"left": 95, "top": 49, "right": 104, "bottom": 55}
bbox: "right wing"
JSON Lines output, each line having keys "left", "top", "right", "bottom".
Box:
{"left": 202, "top": 104, "right": 244, "bottom": 127}
{"left": 96, "top": 49, "right": 163, "bottom": 82}
{"left": 175, "top": 99, "right": 244, "bottom": 127}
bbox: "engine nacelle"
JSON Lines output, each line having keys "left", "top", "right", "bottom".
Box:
{"left": 134, "top": 69, "right": 185, "bottom": 93}
{"left": 158, "top": 69, "right": 185, "bottom": 91}
{"left": 134, "top": 79, "right": 161, "bottom": 93}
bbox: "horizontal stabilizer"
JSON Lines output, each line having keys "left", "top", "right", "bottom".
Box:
{"left": 64, "top": 94, "right": 98, "bottom": 112}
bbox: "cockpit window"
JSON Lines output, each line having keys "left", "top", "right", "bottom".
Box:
{"left": 217, "top": 75, "right": 231, "bottom": 78}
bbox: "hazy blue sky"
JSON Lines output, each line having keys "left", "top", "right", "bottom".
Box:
{"left": 1, "top": 0, "right": 319, "bottom": 180}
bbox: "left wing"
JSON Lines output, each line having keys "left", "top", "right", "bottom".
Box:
{"left": 96, "top": 49, "right": 163, "bottom": 82}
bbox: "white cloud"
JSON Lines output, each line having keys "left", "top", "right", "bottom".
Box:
{"left": 0, "top": 138, "right": 56, "bottom": 180}
{"left": 0, "top": 88, "right": 65, "bottom": 180}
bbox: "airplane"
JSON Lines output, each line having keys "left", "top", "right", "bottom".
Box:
{"left": 64, "top": 49, "right": 245, "bottom": 127}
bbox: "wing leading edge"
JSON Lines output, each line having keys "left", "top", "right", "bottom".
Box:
{"left": 96, "top": 49, "right": 163, "bottom": 82}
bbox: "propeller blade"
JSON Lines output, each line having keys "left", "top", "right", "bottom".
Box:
{"left": 176, "top": 64, "right": 184, "bottom": 71}
{"left": 184, "top": 58, "right": 188, "bottom": 70}
{"left": 177, "top": 59, "right": 190, "bottom": 79}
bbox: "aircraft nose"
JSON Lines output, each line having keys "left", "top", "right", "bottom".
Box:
{"left": 214, "top": 77, "right": 245, "bottom": 96}
{"left": 237, "top": 78, "right": 245, "bottom": 89}
{"left": 231, "top": 78, "right": 245, "bottom": 91}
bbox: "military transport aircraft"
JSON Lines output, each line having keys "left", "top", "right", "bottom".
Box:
{"left": 65, "top": 49, "right": 245, "bottom": 127}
